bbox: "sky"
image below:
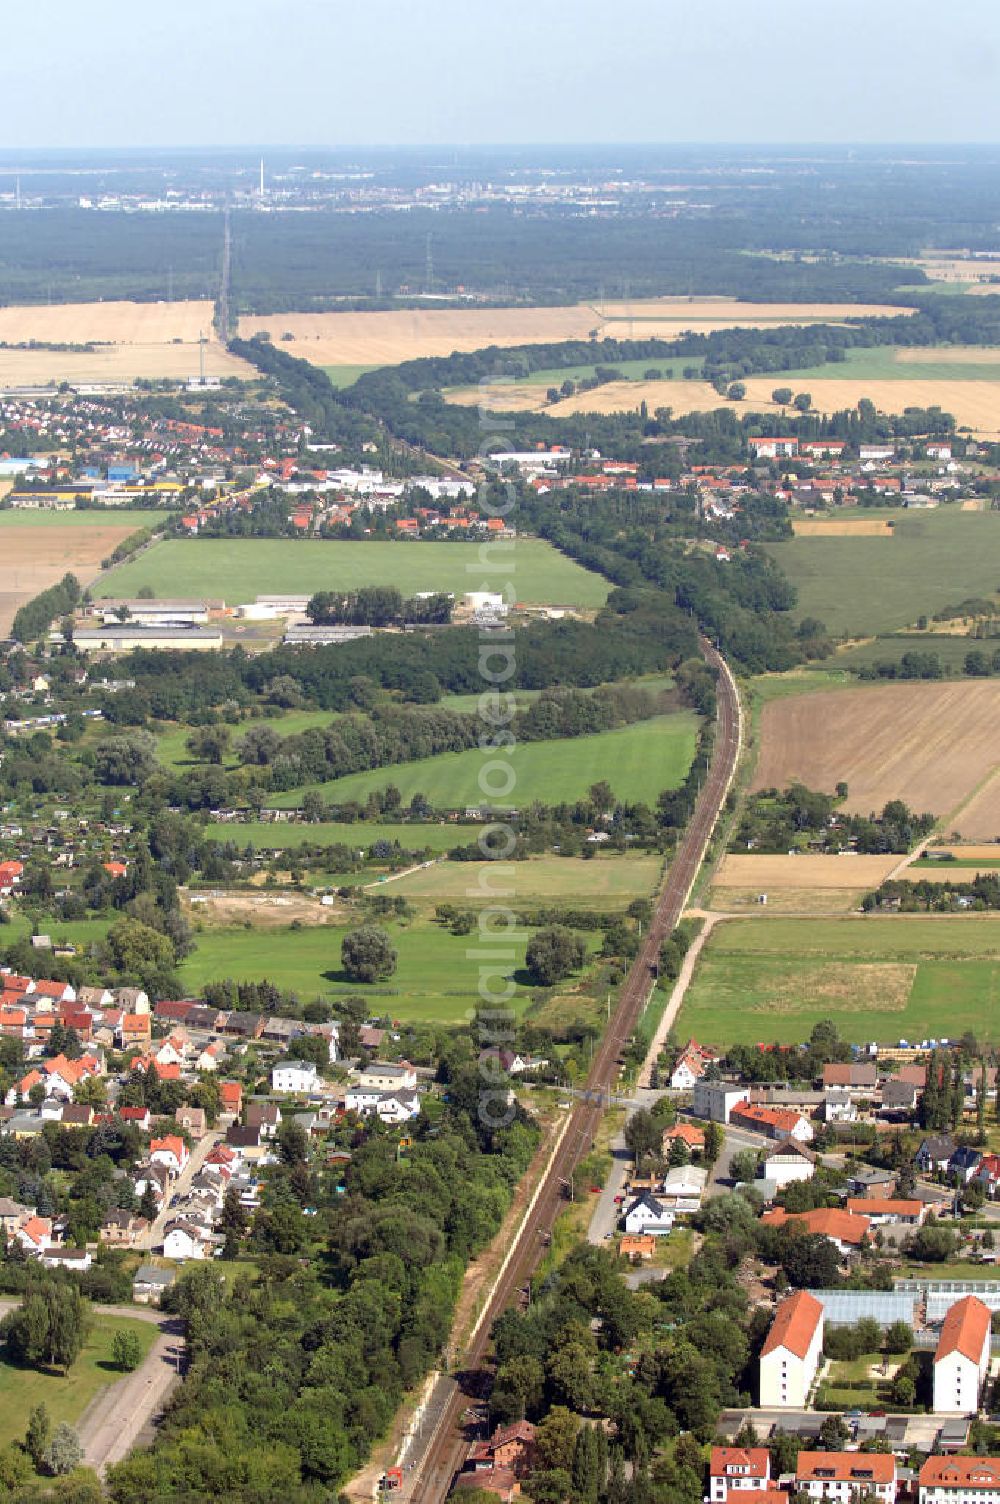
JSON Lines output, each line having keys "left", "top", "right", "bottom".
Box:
{"left": 3, "top": 0, "right": 999, "bottom": 149}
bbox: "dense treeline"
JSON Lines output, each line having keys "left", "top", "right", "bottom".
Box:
{"left": 734, "top": 786, "right": 935, "bottom": 855}
{"left": 11, "top": 573, "right": 81, "bottom": 644}
{"left": 306, "top": 587, "right": 452, "bottom": 627}
{"left": 864, "top": 874, "right": 1000, "bottom": 913}
{"left": 107, "top": 1072, "right": 539, "bottom": 1501}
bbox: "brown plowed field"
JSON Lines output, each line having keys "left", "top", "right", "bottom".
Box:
{"left": 0, "top": 525, "right": 139, "bottom": 634}
{"left": 752, "top": 681, "right": 1000, "bottom": 818}
{"left": 716, "top": 853, "right": 899, "bottom": 889}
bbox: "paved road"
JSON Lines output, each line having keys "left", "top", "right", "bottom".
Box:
{"left": 79, "top": 1317, "right": 184, "bottom": 1474}
{"left": 140, "top": 1129, "right": 223, "bottom": 1251}
{"left": 409, "top": 640, "right": 743, "bottom": 1504}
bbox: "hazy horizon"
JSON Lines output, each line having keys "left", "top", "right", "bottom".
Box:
{"left": 3, "top": 0, "right": 999, "bottom": 150}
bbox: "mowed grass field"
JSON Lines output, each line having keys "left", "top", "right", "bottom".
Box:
{"left": 384, "top": 853, "right": 663, "bottom": 908}
{"left": 767, "top": 509, "right": 1000, "bottom": 637}
{"left": 267, "top": 712, "right": 699, "bottom": 810}
{"left": 209, "top": 819, "right": 482, "bottom": 852}
{"left": 0, "top": 509, "right": 165, "bottom": 528}
{"left": 0, "top": 1315, "right": 158, "bottom": 1451}
{"left": 180, "top": 915, "right": 601, "bottom": 1021}
{"left": 676, "top": 915, "right": 1000, "bottom": 1044}
{"left": 98, "top": 538, "right": 609, "bottom": 607}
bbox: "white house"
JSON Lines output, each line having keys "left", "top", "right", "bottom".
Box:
{"left": 623, "top": 1193, "right": 674, "bottom": 1237}
{"left": 797, "top": 1452, "right": 897, "bottom": 1503}
{"left": 658, "top": 1164, "right": 707, "bottom": 1212}
{"left": 759, "top": 1289, "right": 824, "bottom": 1408}
{"left": 163, "top": 1220, "right": 207, "bottom": 1261}
{"left": 933, "top": 1296, "right": 992, "bottom": 1414}
{"left": 271, "top": 1061, "right": 320, "bottom": 1095}
{"left": 692, "top": 1080, "right": 747, "bottom": 1124}
{"left": 920, "top": 1456, "right": 1000, "bottom": 1504}
{"left": 709, "top": 1447, "right": 772, "bottom": 1502}
{"left": 355, "top": 1061, "right": 417, "bottom": 1093}
{"left": 149, "top": 1135, "right": 189, "bottom": 1174}
{"left": 344, "top": 1088, "right": 420, "bottom": 1123}
{"left": 757, "top": 1140, "right": 817, "bottom": 1191}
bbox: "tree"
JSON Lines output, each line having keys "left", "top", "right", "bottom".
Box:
{"left": 44, "top": 1423, "right": 82, "bottom": 1476}
{"left": 703, "top": 1120, "right": 723, "bottom": 1166}
{"left": 885, "top": 1320, "right": 912, "bottom": 1355}
{"left": 340, "top": 926, "right": 397, "bottom": 983}
{"left": 1, "top": 1276, "right": 90, "bottom": 1372}
{"left": 184, "top": 726, "right": 230, "bottom": 765}
{"left": 524, "top": 927, "right": 586, "bottom": 986}
{"left": 793, "top": 392, "right": 812, "bottom": 412}
{"left": 112, "top": 1329, "right": 143, "bottom": 1372}
{"left": 772, "top": 388, "right": 793, "bottom": 405}
{"left": 727, "top": 382, "right": 747, "bottom": 401}
{"left": 26, "top": 1403, "right": 50, "bottom": 1468}
{"left": 779, "top": 1232, "right": 841, "bottom": 1289}
{"left": 572, "top": 1424, "right": 602, "bottom": 1504}
{"left": 624, "top": 1109, "right": 661, "bottom": 1167}
{"left": 819, "top": 1415, "right": 850, "bottom": 1449}
{"left": 534, "top": 1405, "right": 579, "bottom": 1472}
{"left": 730, "top": 1148, "right": 760, "bottom": 1184}
{"left": 138, "top": 1182, "right": 158, "bottom": 1224}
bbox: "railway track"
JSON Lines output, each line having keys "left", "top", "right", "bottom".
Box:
{"left": 406, "top": 640, "right": 742, "bottom": 1503}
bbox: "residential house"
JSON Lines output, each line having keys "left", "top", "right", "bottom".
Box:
{"left": 114, "top": 987, "right": 149, "bottom": 1014}
{"left": 669, "top": 1038, "right": 717, "bottom": 1090}
{"left": 881, "top": 1079, "right": 919, "bottom": 1118}
{"left": 247, "top": 1103, "right": 282, "bottom": 1138}
{"left": 0, "top": 1197, "right": 32, "bottom": 1236}
{"left": 15, "top": 1216, "right": 55, "bottom": 1256}
{"left": 453, "top": 1468, "right": 519, "bottom": 1502}
{"left": 133, "top": 1163, "right": 172, "bottom": 1209}
{"left": 950, "top": 1146, "right": 983, "bottom": 1186}
{"left": 919, "top": 1456, "right": 1000, "bottom": 1504}
{"left": 796, "top": 1452, "right": 897, "bottom": 1503}
{"left": 149, "top": 1135, "right": 189, "bottom": 1174}
{"left": 355, "top": 1061, "right": 418, "bottom": 1093}
{"left": 163, "top": 1219, "right": 208, "bottom": 1261}
{"left": 41, "top": 1247, "right": 93, "bottom": 1273}
{"left": 709, "top": 1447, "right": 772, "bottom": 1501}
{"left": 466, "top": 1421, "right": 536, "bottom": 1479}
{"left": 271, "top": 1061, "right": 320, "bottom": 1095}
{"left": 658, "top": 1164, "right": 707, "bottom": 1211}
{"left": 730, "top": 1100, "right": 814, "bottom": 1143}
{"left": 344, "top": 1088, "right": 420, "bottom": 1123}
{"left": 132, "top": 1264, "right": 176, "bottom": 1306}
{"left": 976, "top": 1154, "right": 1000, "bottom": 1198}
{"left": 917, "top": 1134, "right": 957, "bottom": 1175}
{"left": 846, "top": 1197, "right": 925, "bottom": 1227}
{"left": 822, "top": 1063, "right": 878, "bottom": 1092}
{"left": 846, "top": 1168, "right": 897, "bottom": 1198}
{"left": 220, "top": 1011, "right": 265, "bottom": 1041}
{"left": 175, "top": 1105, "right": 207, "bottom": 1139}
{"left": 118, "top": 1013, "right": 151, "bottom": 1049}
{"left": 100, "top": 1210, "right": 150, "bottom": 1247}
{"left": 218, "top": 1081, "right": 242, "bottom": 1117}
{"left": 762, "top": 1207, "right": 870, "bottom": 1256}
{"left": 933, "top": 1296, "right": 992, "bottom": 1415}
{"left": 662, "top": 1123, "right": 705, "bottom": 1154}
{"left": 692, "top": 1080, "right": 748, "bottom": 1124}
{"left": 119, "top": 1106, "right": 151, "bottom": 1131}
{"left": 756, "top": 1140, "right": 817, "bottom": 1190}
{"left": 195, "top": 1040, "right": 225, "bottom": 1073}
{"left": 623, "top": 1193, "right": 675, "bottom": 1237}
{"left": 759, "top": 1289, "right": 824, "bottom": 1408}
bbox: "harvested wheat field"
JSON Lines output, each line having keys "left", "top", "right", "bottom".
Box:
{"left": 952, "top": 777, "right": 1000, "bottom": 841}
{"left": 716, "top": 853, "right": 899, "bottom": 889}
{"left": 0, "top": 301, "right": 251, "bottom": 386}
{"left": 740, "top": 377, "right": 1000, "bottom": 436}
{"left": 895, "top": 345, "right": 1000, "bottom": 364}
{"left": 0, "top": 524, "right": 140, "bottom": 634}
{"left": 792, "top": 519, "right": 894, "bottom": 537}
{"left": 752, "top": 680, "right": 1000, "bottom": 819}
{"left": 710, "top": 887, "right": 868, "bottom": 915}
{"left": 240, "top": 299, "right": 912, "bottom": 369}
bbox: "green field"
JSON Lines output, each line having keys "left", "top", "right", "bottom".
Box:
{"left": 267, "top": 712, "right": 699, "bottom": 811}
{"left": 322, "top": 364, "right": 381, "bottom": 388}
{"left": 0, "top": 1314, "right": 158, "bottom": 1452}
{"left": 209, "top": 819, "right": 481, "bottom": 853}
{"left": 676, "top": 915, "right": 1000, "bottom": 1045}
{"left": 386, "top": 853, "right": 663, "bottom": 908}
{"left": 97, "top": 538, "right": 610, "bottom": 607}
{"left": 155, "top": 710, "right": 336, "bottom": 770}
{"left": 765, "top": 344, "right": 1000, "bottom": 383}
{"left": 180, "top": 916, "right": 600, "bottom": 1021}
{"left": 768, "top": 510, "right": 1000, "bottom": 637}
{"left": 0, "top": 509, "right": 165, "bottom": 527}
{"left": 828, "top": 633, "right": 989, "bottom": 675}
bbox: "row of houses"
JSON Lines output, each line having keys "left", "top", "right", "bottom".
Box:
{"left": 711, "top": 1444, "right": 1000, "bottom": 1504}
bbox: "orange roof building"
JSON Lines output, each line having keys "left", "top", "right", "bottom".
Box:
{"left": 619, "top": 1234, "right": 655, "bottom": 1260}
{"left": 759, "top": 1290, "right": 824, "bottom": 1409}
{"left": 762, "top": 1207, "right": 870, "bottom": 1250}
{"left": 933, "top": 1296, "right": 991, "bottom": 1414}
{"left": 919, "top": 1456, "right": 1000, "bottom": 1496}
{"left": 797, "top": 1451, "right": 896, "bottom": 1501}
{"left": 709, "top": 1447, "right": 770, "bottom": 1501}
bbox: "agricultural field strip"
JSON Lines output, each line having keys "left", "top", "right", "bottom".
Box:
{"left": 0, "top": 521, "right": 152, "bottom": 636}
{"left": 97, "top": 537, "right": 609, "bottom": 607}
